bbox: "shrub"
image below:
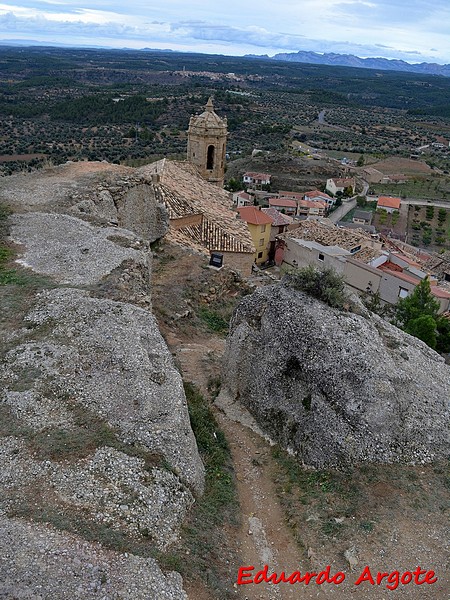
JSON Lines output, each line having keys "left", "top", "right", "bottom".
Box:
{"left": 285, "top": 265, "right": 350, "bottom": 309}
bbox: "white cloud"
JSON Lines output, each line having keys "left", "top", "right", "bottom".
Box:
{"left": 0, "top": 1, "right": 449, "bottom": 63}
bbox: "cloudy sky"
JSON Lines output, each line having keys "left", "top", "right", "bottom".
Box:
{"left": 1, "top": 0, "right": 450, "bottom": 63}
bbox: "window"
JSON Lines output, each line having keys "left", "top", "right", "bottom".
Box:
{"left": 206, "top": 145, "right": 215, "bottom": 170}
{"left": 257, "top": 252, "right": 263, "bottom": 258}
{"left": 260, "top": 224, "right": 266, "bottom": 233}
{"left": 259, "top": 238, "right": 265, "bottom": 247}
{"left": 398, "top": 287, "right": 409, "bottom": 299}
{"left": 318, "top": 253, "right": 324, "bottom": 261}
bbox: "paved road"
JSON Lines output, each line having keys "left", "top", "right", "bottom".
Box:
{"left": 328, "top": 198, "right": 356, "bottom": 223}
{"left": 401, "top": 198, "right": 450, "bottom": 208}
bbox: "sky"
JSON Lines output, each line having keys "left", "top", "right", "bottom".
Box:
{"left": 1, "top": 0, "right": 450, "bottom": 64}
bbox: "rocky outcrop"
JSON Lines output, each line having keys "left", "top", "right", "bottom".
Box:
{"left": 0, "top": 509, "right": 187, "bottom": 600}
{"left": 0, "top": 160, "right": 168, "bottom": 242}
{"left": 223, "top": 284, "right": 450, "bottom": 468}
{"left": 0, "top": 161, "right": 204, "bottom": 598}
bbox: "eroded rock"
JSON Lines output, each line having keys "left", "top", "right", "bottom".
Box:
{"left": 223, "top": 284, "right": 450, "bottom": 467}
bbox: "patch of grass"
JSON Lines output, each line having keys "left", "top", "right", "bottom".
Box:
{"left": 0, "top": 201, "right": 56, "bottom": 343}
{"left": 198, "top": 307, "right": 229, "bottom": 335}
{"left": 180, "top": 381, "right": 239, "bottom": 598}
{"left": 359, "top": 520, "right": 375, "bottom": 533}
{"left": 272, "top": 445, "right": 449, "bottom": 564}
{"left": 1, "top": 391, "right": 165, "bottom": 469}
{"left": 302, "top": 393, "right": 312, "bottom": 411}
{"left": 29, "top": 400, "right": 165, "bottom": 468}
{"left": 207, "top": 376, "right": 221, "bottom": 400}
{"left": 322, "top": 519, "right": 345, "bottom": 537}
{"left": 0, "top": 404, "right": 33, "bottom": 437}
{"left": 9, "top": 366, "right": 43, "bottom": 392}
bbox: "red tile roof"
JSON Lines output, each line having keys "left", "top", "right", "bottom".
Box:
{"left": 298, "top": 199, "right": 327, "bottom": 209}
{"left": 237, "top": 206, "right": 273, "bottom": 225}
{"left": 378, "top": 266, "right": 419, "bottom": 285}
{"left": 331, "top": 177, "right": 354, "bottom": 187}
{"left": 377, "top": 196, "right": 401, "bottom": 209}
{"left": 261, "top": 207, "right": 293, "bottom": 227}
{"left": 304, "top": 190, "right": 333, "bottom": 201}
{"left": 278, "top": 190, "right": 304, "bottom": 200}
{"left": 236, "top": 191, "right": 252, "bottom": 200}
{"left": 431, "top": 286, "right": 450, "bottom": 299}
{"left": 269, "top": 198, "right": 297, "bottom": 208}
{"left": 244, "top": 172, "right": 271, "bottom": 180}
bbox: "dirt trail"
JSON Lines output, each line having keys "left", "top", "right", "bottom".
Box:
{"left": 172, "top": 336, "right": 327, "bottom": 600}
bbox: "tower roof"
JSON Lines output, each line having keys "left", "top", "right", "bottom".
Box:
{"left": 188, "top": 97, "right": 227, "bottom": 133}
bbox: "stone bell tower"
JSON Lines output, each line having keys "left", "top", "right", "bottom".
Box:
{"left": 187, "top": 97, "right": 227, "bottom": 187}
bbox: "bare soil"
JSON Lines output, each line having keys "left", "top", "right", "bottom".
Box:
{"left": 371, "top": 157, "right": 433, "bottom": 176}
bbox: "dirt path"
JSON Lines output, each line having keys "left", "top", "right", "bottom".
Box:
{"left": 173, "top": 336, "right": 328, "bottom": 600}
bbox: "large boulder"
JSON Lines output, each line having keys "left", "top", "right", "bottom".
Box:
{"left": 223, "top": 284, "right": 450, "bottom": 467}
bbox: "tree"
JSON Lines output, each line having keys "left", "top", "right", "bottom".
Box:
{"left": 393, "top": 277, "right": 450, "bottom": 352}
{"left": 285, "top": 265, "right": 350, "bottom": 309}
{"left": 357, "top": 154, "right": 365, "bottom": 167}
{"left": 225, "top": 177, "right": 241, "bottom": 193}
{"left": 405, "top": 315, "right": 437, "bottom": 349}
{"left": 356, "top": 196, "right": 367, "bottom": 208}
{"left": 343, "top": 186, "right": 353, "bottom": 197}
{"left": 394, "top": 277, "right": 439, "bottom": 328}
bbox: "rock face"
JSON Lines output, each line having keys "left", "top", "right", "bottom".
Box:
{"left": 0, "top": 160, "right": 168, "bottom": 243}
{"left": 0, "top": 161, "right": 204, "bottom": 598}
{"left": 0, "top": 509, "right": 187, "bottom": 600}
{"left": 224, "top": 284, "right": 450, "bottom": 468}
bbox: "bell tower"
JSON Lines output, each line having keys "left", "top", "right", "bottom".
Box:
{"left": 187, "top": 97, "right": 227, "bottom": 187}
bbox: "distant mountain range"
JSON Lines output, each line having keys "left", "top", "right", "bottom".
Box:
{"left": 249, "top": 51, "right": 450, "bottom": 77}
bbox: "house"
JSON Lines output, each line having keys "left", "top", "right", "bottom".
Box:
{"left": 374, "top": 252, "right": 450, "bottom": 312}
{"left": 233, "top": 190, "right": 253, "bottom": 207}
{"left": 352, "top": 210, "right": 372, "bottom": 225}
{"left": 243, "top": 172, "right": 271, "bottom": 189}
{"left": 144, "top": 159, "right": 255, "bottom": 274}
{"left": 297, "top": 199, "right": 327, "bottom": 218}
{"left": 268, "top": 197, "right": 297, "bottom": 216}
{"left": 377, "top": 196, "right": 401, "bottom": 213}
{"left": 275, "top": 219, "right": 450, "bottom": 313}
{"left": 435, "top": 136, "right": 449, "bottom": 147}
{"left": 326, "top": 177, "right": 356, "bottom": 196}
{"left": 261, "top": 207, "right": 293, "bottom": 261}
{"left": 362, "top": 167, "right": 385, "bottom": 184}
{"left": 278, "top": 190, "right": 304, "bottom": 202}
{"left": 303, "top": 189, "right": 335, "bottom": 208}
{"left": 275, "top": 220, "right": 383, "bottom": 271}
{"left": 237, "top": 206, "right": 273, "bottom": 264}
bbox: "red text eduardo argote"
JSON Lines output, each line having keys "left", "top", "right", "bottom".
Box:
{"left": 237, "top": 564, "right": 438, "bottom": 591}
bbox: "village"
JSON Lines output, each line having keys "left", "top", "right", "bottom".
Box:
{"left": 1, "top": 66, "right": 449, "bottom": 600}
{"left": 155, "top": 97, "right": 450, "bottom": 318}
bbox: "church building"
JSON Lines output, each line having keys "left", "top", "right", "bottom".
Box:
{"left": 187, "top": 97, "right": 227, "bottom": 188}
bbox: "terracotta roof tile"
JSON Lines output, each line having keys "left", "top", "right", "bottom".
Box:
{"left": 279, "top": 220, "right": 382, "bottom": 262}
{"left": 377, "top": 196, "right": 401, "bottom": 209}
{"left": 261, "top": 207, "right": 293, "bottom": 226}
{"left": 269, "top": 198, "right": 297, "bottom": 208}
{"left": 140, "top": 159, "right": 254, "bottom": 254}
{"left": 237, "top": 206, "right": 273, "bottom": 225}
